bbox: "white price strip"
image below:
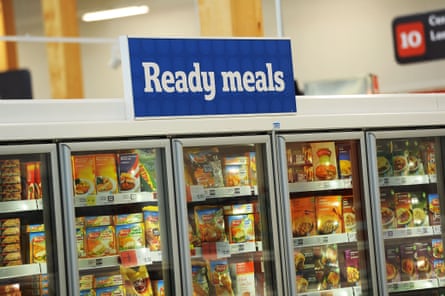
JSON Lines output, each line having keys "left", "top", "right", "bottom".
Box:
{"left": 347, "top": 232, "right": 357, "bottom": 242}
{"left": 230, "top": 242, "right": 256, "bottom": 254}
{"left": 120, "top": 248, "right": 153, "bottom": 267}
{"left": 190, "top": 185, "right": 206, "bottom": 201}
{"left": 433, "top": 225, "right": 442, "bottom": 234}
{"left": 216, "top": 241, "right": 231, "bottom": 258}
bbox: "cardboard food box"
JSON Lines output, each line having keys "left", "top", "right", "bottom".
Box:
{"left": 410, "top": 191, "right": 429, "bottom": 227}
{"left": 385, "top": 245, "right": 401, "bottom": 282}
{"left": 291, "top": 197, "right": 316, "bottom": 237}
{"left": 85, "top": 225, "right": 116, "bottom": 257}
{"left": 143, "top": 207, "right": 161, "bottom": 251}
{"left": 184, "top": 148, "right": 224, "bottom": 188}
{"left": 229, "top": 259, "right": 255, "bottom": 296}
{"left": 344, "top": 249, "right": 360, "bottom": 285}
{"left": 380, "top": 189, "right": 396, "bottom": 229}
{"left": 226, "top": 214, "right": 255, "bottom": 243}
{"left": 400, "top": 243, "right": 416, "bottom": 281}
{"left": 72, "top": 155, "right": 96, "bottom": 197}
{"left": 21, "top": 161, "right": 42, "bottom": 200}
{"left": 223, "top": 155, "right": 250, "bottom": 187}
{"left": 337, "top": 143, "right": 353, "bottom": 179}
{"left": 95, "top": 154, "right": 118, "bottom": 195}
{"left": 342, "top": 195, "right": 356, "bottom": 233}
{"left": 316, "top": 195, "right": 342, "bottom": 235}
{"left": 84, "top": 215, "right": 112, "bottom": 228}
{"left": 428, "top": 193, "right": 441, "bottom": 226}
{"left": 395, "top": 192, "right": 414, "bottom": 228}
{"left": 29, "top": 232, "right": 45, "bottom": 263}
{"left": 391, "top": 140, "right": 409, "bottom": 176}
{"left": 117, "top": 152, "right": 141, "bottom": 193}
{"left": 376, "top": 140, "right": 393, "bottom": 177}
{"left": 115, "top": 223, "right": 145, "bottom": 252}
{"left": 311, "top": 142, "right": 338, "bottom": 181}
{"left": 415, "top": 241, "right": 434, "bottom": 280}
{"left": 137, "top": 149, "right": 157, "bottom": 192}
{"left": 113, "top": 213, "right": 143, "bottom": 225}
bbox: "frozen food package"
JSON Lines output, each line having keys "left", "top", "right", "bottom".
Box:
{"left": 21, "top": 161, "right": 42, "bottom": 199}
{"left": 400, "top": 243, "right": 416, "bottom": 281}
{"left": 29, "top": 232, "right": 45, "bottom": 263}
{"left": 192, "top": 263, "right": 209, "bottom": 296}
{"left": 291, "top": 197, "right": 316, "bottom": 237}
{"left": 311, "top": 142, "right": 338, "bottom": 181}
{"left": 115, "top": 223, "right": 145, "bottom": 252}
{"left": 415, "top": 241, "right": 434, "bottom": 280}
{"left": 207, "top": 259, "right": 234, "bottom": 296}
{"left": 222, "top": 155, "right": 250, "bottom": 187}
{"left": 344, "top": 249, "right": 360, "bottom": 285}
{"left": 95, "top": 154, "right": 118, "bottom": 195}
{"left": 138, "top": 149, "right": 157, "bottom": 192}
{"left": 316, "top": 195, "right": 342, "bottom": 235}
{"left": 0, "top": 159, "right": 21, "bottom": 202}
{"left": 423, "top": 141, "right": 436, "bottom": 175}
{"left": 405, "top": 140, "right": 425, "bottom": 175}
{"left": 185, "top": 148, "right": 224, "bottom": 188}
{"left": 380, "top": 189, "right": 396, "bottom": 229}
{"left": 394, "top": 192, "right": 414, "bottom": 228}
{"left": 72, "top": 155, "right": 96, "bottom": 197}
{"left": 118, "top": 152, "right": 141, "bottom": 192}
{"left": 337, "top": 143, "right": 352, "bottom": 179}
{"left": 376, "top": 140, "right": 393, "bottom": 177}
{"left": 342, "top": 195, "right": 356, "bottom": 233}
{"left": 229, "top": 259, "right": 255, "bottom": 296}
{"left": 94, "top": 273, "right": 124, "bottom": 288}
{"left": 226, "top": 214, "right": 255, "bottom": 243}
{"left": 195, "top": 206, "right": 226, "bottom": 242}
{"left": 113, "top": 213, "right": 143, "bottom": 225}
{"left": 432, "top": 238, "right": 444, "bottom": 259}
{"left": 316, "top": 245, "right": 340, "bottom": 290}
{"left": 428, "top": 193, "right": 441, "bottom": 226}
{"left": 143, "top": 206, "right": 161, "bottom": 251}
{"left": 85, "top": 225, "right": 117, "bottom": 257}
{"left": 95, "top": 285, "right": 125, "bottom": 296}
{"left": 84, "top": 215, "right": 112, "bottom": 227}
{"left": 386, "top": 245, "right": 401, "bottom": 282}
{"left": 391, "top": 140, "right": 409, "bottom": 176}
{"left": 121, "top": 265, "right": 153, "bottom": 296}
{"left": 410, "top": 191, "right": 429, "bottom": 227}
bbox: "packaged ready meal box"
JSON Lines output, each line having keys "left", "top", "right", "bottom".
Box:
{"left": 229, "top": 259, "right": 255, "bottom": 296}
{"left": 316, "top": 195, "right": 342, "bottom": 235}
{"left": 311, "top": 142, "right": 338, "bottom": 181}
{"left": 222, "top": 155, "right": 250, "bottom": 187}
{"left": 185, "top": 148, "right": 224, "bottom": 188}
{"left": 95, "top": 154, "right": 118, "bottom": 195}
{"left": 226, "top": 214, "right": 255, "bottom": 244}
{"left": 143, "top": 207, "right": 161, "bottom": 251}
{"left": 21, "top": 161, "right": 42, "bottom": 200}
{"left": 85, "top": 225, "right": 116, "bottom": 257}
{"left": 117, "top": 152, "right": 141, "bottom": 193}
{"left": 115, "top": 223, "right": 145, "bottom": 252}
{"left": 72, "top": 155, "right": 96, "bottom": 197}
{"left": 342, "top": 195, "right": 356, "bottom": 233}
{"left": 138, "top": 149, "right": 157, "bottom": 193}
{"left": 291, "top": 197, "right": 316, "bottom": 237}
{"left": 29, "top": 232, "right": 45, "bottom": 263}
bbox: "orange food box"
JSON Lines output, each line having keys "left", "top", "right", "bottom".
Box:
{"left": 29, "top": 232, "right": 46, "bottom": 263}
{"left": 85, "top": 225, "right": 117, "bottom": 257}
{"left": 316, "top": 195, "right": 342, "bottom": 235}
{"left": 229, "top": 260, "right": 256, "bottom": 295}
{"left": 95, "top": 154, "right": 118, "bottom": 195}
{"left": 311, "top": 142, "right": 338, "bottom": 181}
{"left": 72, "top": 155, "right": 96, "bottom": 197}
{"left": 291, "top": 197, "right": 316, "bottom": 237}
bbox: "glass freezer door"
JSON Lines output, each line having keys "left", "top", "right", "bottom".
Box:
{"left": 0, "top": 144, "right": 65, "bottom": 295}
{"left": 276, "top": 132, "right": 378, "bottom": 296}
{"left": 59, "top": 139, "right": 179, "bottom": 296}
{"left": 367, "top": 129, "right": 445, "bottom": 296}
{"left": 173, "top": 135, "right": 285, "bottom": 296}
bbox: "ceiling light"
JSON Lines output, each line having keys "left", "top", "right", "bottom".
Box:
{"left": 82, "top": 5, "right": 149, "bottom": 22}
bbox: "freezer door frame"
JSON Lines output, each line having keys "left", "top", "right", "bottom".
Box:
{"left": 275, "top": 131, "right": 378, "bottom": 296}
{"left": 59, "top": 139, "right": 180, "bottom": 296}
{"left": 366, "top": 128, "right": 445, "bottom": 295}
{"left": 172, "top": 134, "right": 286, "bottom": 296}
{"left": 0, "top": 143, "right": 67, "bottom": 295}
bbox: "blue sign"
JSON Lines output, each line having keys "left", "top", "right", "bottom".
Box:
{"left": 121, "top": 37, "right": 296, "bottom": 118}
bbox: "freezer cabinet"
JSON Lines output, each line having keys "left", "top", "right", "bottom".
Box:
{"left": 172, "top": 135, "right": 286, "bottom": 296}
{"left": 59, "top": 139, "right": 179, "bottom": 296}
{"left": 0, "top": 144, "right": 65, "bottom": 295}
{"left": 367, "top": 129, "right": 445, "bottom": 296}
{"left": 276, "top": 132, "right": 378, "bottom": 296}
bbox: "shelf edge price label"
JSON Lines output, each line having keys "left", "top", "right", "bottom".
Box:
{"left": 120, "top": 248, "right": 152, "bottom": 267}
{"left": 189, "top": 185, "right": 206, "bottom": 202}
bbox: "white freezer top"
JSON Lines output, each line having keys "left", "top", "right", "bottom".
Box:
{"left": 1, "top": 93, "right": 445, "bottom": 141}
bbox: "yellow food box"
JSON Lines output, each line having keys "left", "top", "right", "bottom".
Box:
{"left": 72, "top": 155, "right": 96, "bottom": 197}
{"left": 95, "top": 154, "right": 118, "bottom": 195}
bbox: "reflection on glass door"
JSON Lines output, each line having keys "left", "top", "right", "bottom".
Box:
{"left": 368, "top": 130, "right": 445, "bottom": 296}
{"left": 0, "top": 144, "right": 65, "bottom": 295}
{"left": 173, "top": 135, "right": 285, "bottom": 296}
{"left": 59, "top": 139, "right": 179, "bottom": 296}
{"left": 277, "top": 132, "right": 377, "bottom": 296}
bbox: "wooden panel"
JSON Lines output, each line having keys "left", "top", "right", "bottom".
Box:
{"left": 0, "top": 0, "right": 18, "bottom": 71}
{"left": 41, "top": 0, "right": 83, "bottom": 98}
{"left": 230, "top": 0, "right": 263, "bottom": 37}
{"left": 198, "top": 0, "right": 263, "bottom": 37}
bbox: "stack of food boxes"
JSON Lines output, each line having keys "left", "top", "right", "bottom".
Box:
{"left": 0, "top": 159, "right": 42, "bottom": 202}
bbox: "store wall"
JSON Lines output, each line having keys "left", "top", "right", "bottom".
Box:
{"left": 13, "top": 0, "right": 445, "bottom": 99}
